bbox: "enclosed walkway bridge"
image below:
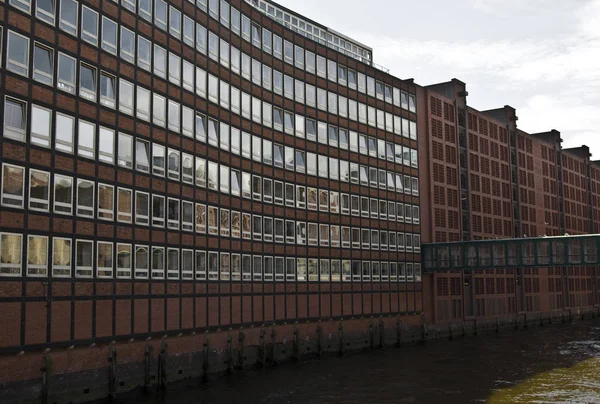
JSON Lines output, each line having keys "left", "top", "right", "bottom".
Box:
{"left": 422, "top": 234, "right": 600, "bottom": 271}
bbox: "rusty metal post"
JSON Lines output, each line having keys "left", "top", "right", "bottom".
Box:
{"left": 41, "top": 355, "right": 52, "bottom": 404}
{"left": 292, "top": 326, "right": 300, "bottom": 361}
{"left": 143, "top": 344, "right": 153, "bottom": 394}
{"left": 108, "top": 346, "right": 117, "bottom": 400}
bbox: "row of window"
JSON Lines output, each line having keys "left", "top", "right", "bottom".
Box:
{"left": 206, "top": 0, "right": 409, "bottom": 107}
{"left": 243, "top": 0, "right": 371, "bottom": 63}
{"left": 3, "top": 98, "right": 421, "bottom": 196}
{"left": 5, "top": 0, "right": 417, "bottom": 140}
{"left": 3, "top": 28, "right": 418, "bottom": 170}
{"left": 1, "top": 164, "right": 421, "bottom": 250}
{"left": 17, "top": 0, "right": 409, "bottom": 111}
{"left": 0, "top": 231, "right": 422, "bottom": 282}
{"left": 3, "top": 160, "right": 420, "bottom": 221}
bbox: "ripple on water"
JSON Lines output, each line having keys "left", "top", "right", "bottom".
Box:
{"left": 488, "top": 357, "right": 600, "bottom": 404}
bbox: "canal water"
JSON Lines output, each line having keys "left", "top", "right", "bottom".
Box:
{"left": 122, "top": 320, "right": 600, "bottom": 403}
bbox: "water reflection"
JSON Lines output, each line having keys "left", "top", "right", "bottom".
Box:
{"left": 119, "top": 321, "right": 600, "bottom": 404}
{"left": 489, "top": 342, "right": 600, "bottom": 403}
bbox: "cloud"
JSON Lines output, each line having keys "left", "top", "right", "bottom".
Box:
{"left": 343, "top": 0, "right": 600, "bottom": 154}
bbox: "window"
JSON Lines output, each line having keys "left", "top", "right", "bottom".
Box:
{"left": 33, "top": 43, "right": 53, "bottom": 85}
{"left": 139, "top": 0, "right": 152, "bottom": 21}
{"left": 4, "top": 97, "right": 27, "bottom": 142}
{"left": 168, "top": 101, "right": 180, "bottom": 133}
{"left": 28, "top": 169, "right": 50, "bottom": 211}
{"left": 27, "top": 236, "right": 48, "bottom": 277}
{"left": 183, "top": 62, "right": 194, "bottom": 94}
{"left": 59, "top": 0, "right": 78, "bottom": 36}
{"left": 152, "top": 143, "right": 165, "bottom": 177}
{"left": 154, "top": 0, "right": 167, "bottom": 31}
{"left": 182, "top": 153, "right": 194, "bottom": 184}
{"left": 1, "top": 164, "right": 25, "bottom": 208}
{"left": 220, "top": 165, "right": 230, "bottom": 194}
{"left": 135, "top": 191, "right": 149, "bottom": 226}
{"left": 97, "top": 242, "right": 113, "bottom": 278}
{"left": 53, "top": 174, "right": 72, "bottom": 214}
{"left": 52, "top": 238, "right": 71, "bottom": 277}
{"left": 152, "top": 94, "right": 166, "bottom": 127}
{"left": 101, "top": 17, "right": 117, "bottom": 54}
{"left": 118, "top": 79, "right": 133, "bottom": 115}
{"left": 117, "top": 27, "right": 135, "bottom": 64}
{"left": 78, "top": 120, "right": 95, "bottom": 159}
{"left": 122, "top": 0, "right": 135, "bottom": 12}
{"left": 117, "top": 133, "right": 133, "bottom": 169}
{"left": 169, "top": 6, "right": 181, "bottom": 38}
{"left": 168, "top": 52, "right": 181, "bottom": 85}
{"left": 152, "top": 195, "right": 165, "bottom": 227}
{"left": 137, "top": 87, "right": 152, "bottom": 120}
{"left": 7, "top": 31, "right": 30, "bottom": 77}
{"left": 10, "top": 0, "right": 31, "bottom": 13}
{"left": 208, "top": 161, "right": 218, "bottom": 191}
{"left": 51, "top": 113, "right": 73, "bottom": 153}
{"left": 135, "top": 139, "right": 150, "bottom": 173}
{"left": 77, "top": 179, "right": 94, "bottom": 217}
{"left": 117, "top": 188, "right": 132, "bottom": 223}
{"left": 152, "top": 247, "right": 165, "bottom": 279}
{"left": 195, "top": 157, "right": 207, "bottom": 188}
{"left": 79, "top": 63, "right": 97, "bottom": 101}
{"left": 320, "top": 259, "right": 330, "bottom": 281}
{"left": 55, "top": 53, "right": 76, "bottom": 95}
{"left": 182, "top": 201, "right": 194, "bottom": 232}
{"left": 98, "top": 127, "right": 114, "bottom": 164}
{"left": 165, "top": 149, "right": 179, "bottom": 183}
{"left": 116, "top": 244, "right": 132, "bottom": 279}
{"left": 99, "top": 72, "right": 116, "bottom": 109}
{"left": 166, "top": 248, "right": 179, "bottom": 279}
{"left": 81, "top": 6, "right": 98, "bottom": 45}
{"left": 75, "top": 240, "right": 93, "bottom": 278}
{"left": 137, "top": 36, "right": 151, "bottom": 70}
{"left": 98, "top": 183, "right": 114, "bottom": 221}
{"left": 154, "top": 44, "right": 167, "bottom": 78}
{"left": 135, "top": 246, "right": 149, "bottom": 279}
{"left": 195, "top": 250, "right": 206, "bottom": 280}
{"left": 0, "top": 233, "right": 22, "bottom": 276}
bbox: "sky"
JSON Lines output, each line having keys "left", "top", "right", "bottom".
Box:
{"left": 276, "top": 0, "right": 600, "bottom": 158}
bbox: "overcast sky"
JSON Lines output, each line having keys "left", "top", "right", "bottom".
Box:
{"left": 276, "top": 0, "right": 600, "bottom": 158}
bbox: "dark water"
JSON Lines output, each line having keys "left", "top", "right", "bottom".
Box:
{"left": 123, "top": 320, "right": 600, "bottom": 404}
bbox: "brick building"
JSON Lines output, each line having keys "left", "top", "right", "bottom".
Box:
{"left": 0, "top": 0, "right": 422, "bottom": 357}
{"left": 418, "top": 79, "right": 600, "bottom": 322}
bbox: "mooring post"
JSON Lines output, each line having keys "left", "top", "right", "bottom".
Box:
{"left": 473, "top": 318, "right": 478, "bottom": 336}
{"left": 369, "top": 321, "right": 375, "bottom": 349}
{"left": 378, "top": 318, "right": 385, "bottom": 348}
{"left": 461, "top": 321, "right": 466, "bottom": 336}
{"left": 496, "top": 318, "right": 500, "bottom": 333}
{"left": 292, "top": 326, "right": 300, "bottom": 361}
{"left": 396, "top": 318, "right": 402, "bottom": 347}
{"left": 157, "top": 340, "right": 168, "bottom": 393}
{"left": 540, "top": 313, "right": 544, "bottom": 327}
{"left": 202, "top": 337, "right": 210, "bottom": 383}
{"left": 108, "top": 345, "right": 117, "bottom": 400}
{"left": 448, "top": 323, "right": 453, "bottom": 341}
{"left": 144, "top": 344, "right": 153, "bottom": 394}
{"left": 316, "top": 322, "right": 323, "bottom": 357}
{"left": 237, "top": 331, "right": 245, "bottom": 369}
{"left": 270, "top": 327, "right": 277, "bottom": 366}
{"left": 41, "top": 355, "right": 52, "bottom": 404}
{"left": 226, "top": 336, "right": 233, "bottom": 374}
{"left": 259, "top": 326, "right": 266, "bottom": 366}
{"left": 338, "top": 320, "right": 344, "bottom": 356}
